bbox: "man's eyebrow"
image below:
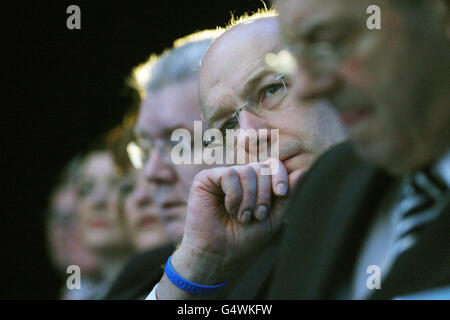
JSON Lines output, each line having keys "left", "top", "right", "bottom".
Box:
{"left": 207, "top": 68, "right": 274, "bottom": 128}
{"left": 299, "top": 17, "right": 352, "bottom": 41}
{"left": 207, "top": 108, "right": 234, "bottom": 129}
{"left": 239, "top": 68, "right": 273, "bottom": 99}
{"left": 135, "top": 125, "right": 193, "bottom": 141}
{"left": 161, "top": 125, "right": 193, "bottom": 138}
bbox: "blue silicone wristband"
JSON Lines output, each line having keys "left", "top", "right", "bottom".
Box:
{"left": 164, "top": 255, "right": 228, "bottom": 295}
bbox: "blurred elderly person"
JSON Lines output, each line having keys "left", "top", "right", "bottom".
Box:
{"left": 132, "top": 31, "right": 224, "bottom": 244}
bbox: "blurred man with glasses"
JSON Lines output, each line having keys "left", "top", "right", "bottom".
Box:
{"left": 131, "top": 31, "right": 223, "bottom": 244}
{"left": 263, "top": 0, "right": 450, "bottom": 299}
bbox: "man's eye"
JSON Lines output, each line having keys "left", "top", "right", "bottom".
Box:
{"left": 265, "top": 84, "right": 283, "bottom": 97}
{"left": 119, "top": 182, "right": 134, "bottom": 196}
{"left": 224, "top": 119, "right": 238, "bottom": 130}
{"left": 220, "top": 119, "right": 239, "bottom": 137}
{"left": 313, "top": 34, "right": 337, "bottom": 43}
{"left": 260, "top": 83, "right": 285, "bottom": 109}
{"left": 314, "top": 29, "right": 352, "bottom": 47}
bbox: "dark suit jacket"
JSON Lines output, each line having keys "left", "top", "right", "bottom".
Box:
{"left": 268, "top": 142, "right": 450, "bottom": 299}
{"left": 220, "top": 228, "right": 283, "bottom": 300}
{"left": 104, "top": 244, "right": 174, "bottom": 300}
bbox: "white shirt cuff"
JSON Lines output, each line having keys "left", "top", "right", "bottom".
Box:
{"left": 145, "top": 283, "right": 159, "bottom": 300}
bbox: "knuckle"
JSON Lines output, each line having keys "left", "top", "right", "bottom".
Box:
{"left": 223, "top": 167, "right": 238, "bottom": 179}
{"left": 193, "top": 168, "right": 210, "bottom": 181}
{"left": 257, "top": 189, "right": 272, "bottom": 202}
{"left": 192, "top": 170, "right": 209, "bottom": 188}
{"left": 239, "top": 165, "right": 257, "bottom": 182}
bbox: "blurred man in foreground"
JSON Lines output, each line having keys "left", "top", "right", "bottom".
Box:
{"left": 265, "top": 0, "right": 449, "bottom": 299}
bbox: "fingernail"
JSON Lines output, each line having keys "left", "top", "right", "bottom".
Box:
{"left": 255, "top": 206, "right": 268, "bottom": 221}
{"left": 276, "top": 182, "right": 287, "bottom": 196}
{"left": 241, "top": 210, "right": 252, "bottom": 224}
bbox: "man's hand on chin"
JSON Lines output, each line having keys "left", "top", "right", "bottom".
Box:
{"left": 156, "top": 158, "right": 304, "bottom": 299}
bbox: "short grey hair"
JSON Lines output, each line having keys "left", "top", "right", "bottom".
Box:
{"left": 131, "top": 29, "right": 224, "bottom": 97}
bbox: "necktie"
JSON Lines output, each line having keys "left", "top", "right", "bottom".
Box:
{"left": 389, "top": 170, "right": 448, "bottom": 260}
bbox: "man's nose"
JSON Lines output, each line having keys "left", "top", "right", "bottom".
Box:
{"left": 293, "top": 62, "right": 339, "bottom": 102}
{"left": 238, "top": 112, "right": 272, "bottom": 158}
{"left": 143, "top": 149, "right": 177, "bottom": 184}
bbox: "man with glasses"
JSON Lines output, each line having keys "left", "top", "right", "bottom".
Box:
{"left": 148, "top": 12, "right": 348, "bottom": 300}
{"left": 200, "top": 16, "right": 346, "bottom": 176}
{"left": 131, "top": 31, "right": 223, "bottom": 244}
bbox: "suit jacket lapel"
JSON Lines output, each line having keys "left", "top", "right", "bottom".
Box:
{"left": 314, "top": 167, "right": 392, "bottom": 298}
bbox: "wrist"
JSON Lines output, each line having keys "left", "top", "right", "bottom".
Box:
{"left": 171, "top": 242, "right": 231, "bottom": 285}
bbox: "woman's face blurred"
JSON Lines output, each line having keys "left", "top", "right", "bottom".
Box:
{"left": 121, "top": 168, "right": 169, "bottom": 252}
{"left": 47, "top": 184, "right": 99, "bottom": 274}
{"left": 77, "top": 151, "right": 130, "bottom": 254}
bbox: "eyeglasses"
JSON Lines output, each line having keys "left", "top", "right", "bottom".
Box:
{"left": 286, "top": 21, "right": 367, "bottom": 75}
{"left": 127, "top": 136, "right": 191, "bottom": 170}
{"left": 286, "top": 41, "right": 349, "bottom": 78}
{"left": 203, "top": 74, "right": 288, "bottom": 148}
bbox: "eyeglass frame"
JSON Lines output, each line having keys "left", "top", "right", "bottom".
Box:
{"left": 284, "top": 18, "right": 371, "bottom": 75}
{"left": 203, "top": 74, "right": 288, "bottom": 148}
{"left": 127, "top": 136, "right": 176, "bottom": 170}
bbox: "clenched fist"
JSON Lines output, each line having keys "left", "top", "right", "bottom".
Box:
{"left": 167, "top": 158, "right": 304, "bottom": 288}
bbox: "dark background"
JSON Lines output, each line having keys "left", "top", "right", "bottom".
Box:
{"left": 4, "top": 0, "right": 265, "bottom": 299}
